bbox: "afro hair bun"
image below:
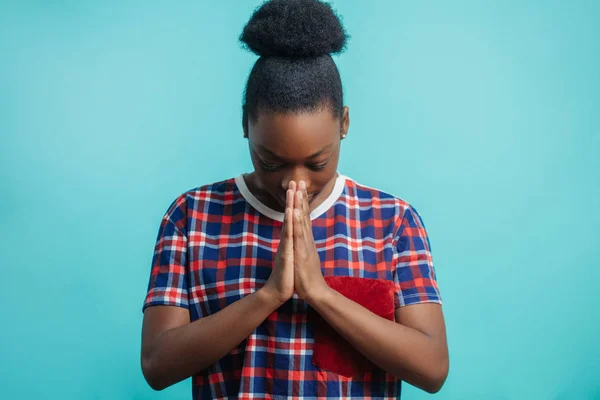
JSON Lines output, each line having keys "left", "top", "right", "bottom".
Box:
{"left": 240, "top": 0, "right": 348, "bottom": 58}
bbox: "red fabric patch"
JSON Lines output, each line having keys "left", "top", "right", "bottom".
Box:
{"left": 311, "top": 276, "right": 396, "bottom": 378}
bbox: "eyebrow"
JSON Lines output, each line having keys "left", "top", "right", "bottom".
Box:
{"left": 257, "top": 144, "right": 333, "bottom": 160}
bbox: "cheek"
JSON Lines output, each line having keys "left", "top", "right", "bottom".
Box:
{"left": 312, "top": 166, "right": 339, "bottom": 190}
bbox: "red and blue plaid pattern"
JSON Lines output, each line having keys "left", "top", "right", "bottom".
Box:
{"left": 143, "top": 175, "right": 441, "bottom": 399}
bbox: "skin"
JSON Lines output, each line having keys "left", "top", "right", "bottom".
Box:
{"left": 141, "top": 105, "right": 449, "bottom": 393}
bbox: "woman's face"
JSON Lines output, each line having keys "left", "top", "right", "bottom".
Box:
{"left": 247, "top": 106, "right": 349, "bottom": 212}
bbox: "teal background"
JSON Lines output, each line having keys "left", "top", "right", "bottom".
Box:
{"left": 1, "top": 0, "right": 599, "bottom": 399}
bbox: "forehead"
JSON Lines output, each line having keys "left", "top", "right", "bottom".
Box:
{"left": 249, "top": 109, "right": 339, "bottom": 158}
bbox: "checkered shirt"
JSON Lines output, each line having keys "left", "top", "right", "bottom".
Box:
{"left": 143, "top": 174, "right": 442, "bottom": 399}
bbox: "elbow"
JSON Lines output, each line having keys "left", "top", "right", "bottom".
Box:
{"left": 424, "top": 357, "right": 449, "bottom": 394}
{"left": 390, "top": 354, "right": 449, "bottom": 394}
{"left": 141, "top": 351, "right": 167, "bottom": 391}
{"left": 423, "top": 376, "right": 446, "bottom": 394}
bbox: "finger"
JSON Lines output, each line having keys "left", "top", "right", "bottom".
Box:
{"left": 293, "top": 208, "right": 304, "bottom": 244}
{"left": 285, "top": 192, "right": 293, "bottom": 240}
{"left": 295, "top": 187, "right": 303, "bottom": 213}
{"left": 286, "top": 187, "right": 294, "bottom": 212}
{"left": 284, "top": 181, "right": 296, "bottom": 237}
{"left": 297, "top": 181, "right": 311, "bottom": 238}
{"left": 295, "top": 208, "right": 313, "bottom": 257}
{"left": 288, "top": 181, "right": 297, "bottom": 213}
{"left": 299, "top": 180, "right": 310, "bottom": 221}
{"left": 294, "top": 190, "right": 306, "bottom": 242}
{"left": 300, "top": 199, "right": 317, "bottom": 246}
{"left": 280, "top": 190, "right": 289, "bottom": 240}
{"left": 277, "top": 208, "right": 294, "bottom": 262}
{"left": 279, "top": 203, "right": 293, "bottom": 258}
{"left": 276, "top": 211, "right": 287, "bottom": 262}
{"left": 281, "top": 190, "right": 288, "bottom": 235}
{"left": 285, "top": 207, "right": 294, "bottom": 241}
{"left": 295, "top": 189, "right": 310, "bottom": 239}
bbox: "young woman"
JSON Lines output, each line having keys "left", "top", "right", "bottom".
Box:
{"left": 141, "top": 0, "right": 449, "bottom": 398}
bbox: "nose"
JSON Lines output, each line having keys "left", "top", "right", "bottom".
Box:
{"left": 281, "top": 167, "right": 310, "bottom": 191}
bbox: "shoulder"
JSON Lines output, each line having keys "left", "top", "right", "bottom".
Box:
{"left": 342, "top": 175, "right": 416, "bottom": 220}
{"left": 343, "top": 177, "right": 432, "bottom": 251}
{"left": 161, "top": 177, "right": 241, "bottom": 230}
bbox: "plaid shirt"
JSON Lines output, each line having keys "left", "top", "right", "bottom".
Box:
{"left": 143, "top": 174, "right": 441, "bottom": 399}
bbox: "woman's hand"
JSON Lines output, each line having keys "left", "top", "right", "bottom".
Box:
{"left": 293, "top": 180, "right": 329, "bottom": 302}
{"left": 263, "top": 182, "right": 296, "bottom": 304}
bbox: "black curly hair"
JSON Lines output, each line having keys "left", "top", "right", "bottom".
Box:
{"left": 240, "top": 0, "right": 349, "bottom": 137}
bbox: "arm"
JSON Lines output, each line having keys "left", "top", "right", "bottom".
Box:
{"left": 307, "top": 290, "right": 448, "bottom": 393}
{"left": 141, "top": 187, "right": 297, "bottom": 391}
{"left": 141, "top": 288, "right": 281, "bottom": 391}
{"left": 293, "top": 182, "right": 448, "bottom": 393}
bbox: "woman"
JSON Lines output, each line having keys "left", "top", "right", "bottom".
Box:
{"left": 141, "top": 0, "right": 449, "bottom": 398}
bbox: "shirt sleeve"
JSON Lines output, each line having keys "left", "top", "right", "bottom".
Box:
{"left": 142, "top": 198, "right": 189, "bottom": 312}
{"left": 392, "top": 204, "right": 442, "bottom": 308}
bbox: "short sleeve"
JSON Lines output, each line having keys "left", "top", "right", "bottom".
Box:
{"left": 142, "top": 199, "right": 189, "bottom": 312}
{"left": 392, "top": 204, "right": 442, "bottom": 308}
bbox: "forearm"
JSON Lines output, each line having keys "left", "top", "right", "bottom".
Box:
{"left": 308, "top": 288, "right": 448, "bottom": 393}
{"left": 144, "top": 287, "right": 281, "bottom": 390}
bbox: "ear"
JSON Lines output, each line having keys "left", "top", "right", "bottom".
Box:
{"left": 340, "top": 106, "right": 350, "bottom": 140}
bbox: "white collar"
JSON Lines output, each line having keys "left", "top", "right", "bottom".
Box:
{"left": 234, "top": 173, "right": 347, "bottom": 222}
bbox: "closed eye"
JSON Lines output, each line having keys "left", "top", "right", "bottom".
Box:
{"left": 307, "top": 162, "right": 329, "bottom": 171}
{"left": 260, "top": 160, "right": 284, "bottom": 172}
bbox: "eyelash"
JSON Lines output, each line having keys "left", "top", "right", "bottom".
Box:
{"left": 261, "top": 162, "right": 283, "bottom": 172}
{"left": 309, "top": 162, "right": 328, "bottom": 171}
{"left": 260, "top": 161, "right": 329, "bottom": 172}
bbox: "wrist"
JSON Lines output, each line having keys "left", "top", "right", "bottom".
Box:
{"left": 256, "top": 284, "right": 287, "bottom": 309}
{"left": 305, "top": 281, "right": 334, "bottom": 307}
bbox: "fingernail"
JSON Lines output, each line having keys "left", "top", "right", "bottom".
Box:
{"left": 294, "top": 209, "right": 300, "bottom": 217}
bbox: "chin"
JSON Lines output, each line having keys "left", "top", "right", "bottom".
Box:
{"left": 269, "top": 191, "right": 287, "bottom": 209}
